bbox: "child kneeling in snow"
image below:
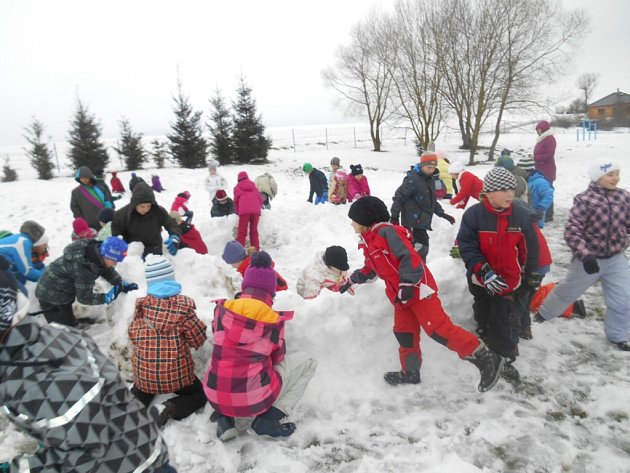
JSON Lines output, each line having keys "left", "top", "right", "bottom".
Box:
{"left": 129, "top": 256, "right": 208, "bottom": 427}
{"left": 296, "top": 245, "right": 355, "bottom": 299}
{"left": 203, "top": 251, "right": 317, "bottom": 441}
{"left": 341, "top": 196, "right": 503, "bottom": 392}
{"left": 222, "top": 240, "right": 288, "bottom": 292}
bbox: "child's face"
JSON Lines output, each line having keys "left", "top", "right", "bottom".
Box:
{"left": 135, "top": 203, "right": 152, "bottom": 215}
{"left": 328, "top": 266, "right": 345, "bottom": 277}
{"left": 598, "top": 170, "right": 620, "bottom": 190}
{"left": 79, "top": 177, "right": 92, "bottom": 185}
{"left": 331, "top": 164, "right": 339, "bottom": 172}
{"left": 485, "top": 189, "right": 515, "bottom": 210}
{"left": 421, "top": 165, "right": 436, "bottom": 175}
{"left": 103, "top": 257, "right": 118, "bottom": 268}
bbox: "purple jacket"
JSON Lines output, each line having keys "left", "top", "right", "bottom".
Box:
{"left": 533, "top": 129, "right": 556, "bottom": 183}
{"left": 234, "top": 178, "right": 263, "bottom": 216}
{"left": 565, "top": 182, "right": 630, "bottom": 260}
{"left": 347, "top": 175, "right": 371, "bottom": 202}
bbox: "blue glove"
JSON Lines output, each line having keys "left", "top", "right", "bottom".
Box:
{"left": 165, "top": 235, "right": 180, "bottom": 256}
{"left": 121, "top": 282, "right": 139, "bottom": 293}
{"left": 105, "top": 285, "right": 122, "bottom": 304}
{"left": 0, "top": 462, "right": 10, "bottom": 472}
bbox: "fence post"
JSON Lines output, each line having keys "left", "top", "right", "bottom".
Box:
{"left": 292, "top": 129, "right": 296, "bottom": 152}
{"left": 325, "top": 128, "right": 328, "bottom": 150}
{"left": 404, "top": 128, "right": 407, "bottom": 146}
{"left": 53, "top": 143, "right": 60, "bottom": 172}
{"left": 354, "top": 127, "right": 357, "bottom": 148}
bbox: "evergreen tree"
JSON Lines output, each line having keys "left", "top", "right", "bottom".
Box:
{"left": 208, "top": 89, "right": 234, "bottom": 165}
{"left": 150, "top": 139, "right": 168, "bottom": 169}
{"left": 24, "top": 118, "right": 55, "bottom": 180}
{"left": 114, "top": 118, "right": 146, "bottom": 170}
{"left": 1, "top": 156, "right": 18, "bottom": 182}
{"left": 66, "top": 99, "right": 109, "bottom": 171}
{"left": 232, "top": 76, "right": 272, "bottom": 163}
{"left": 167, "top": 83, "right": 208, "bottom": 169}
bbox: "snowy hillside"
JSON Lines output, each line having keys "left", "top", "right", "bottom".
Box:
{"left": 1, "top": 127, "right": 629, "bottom": 473}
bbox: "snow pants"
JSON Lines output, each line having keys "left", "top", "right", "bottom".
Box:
{"left": 539, "top": 253, "right": 630, "bottom": 343}
{"left": 273, "top": 356, "right": 318, "bottom": 416}
{"left": 393, "top": 294, "right": 480, "bottom": 372}
{"left": 39, "top": 300, "right": 76, "bottom": 327}
{"left": 131, "top": 377, "right": 207, "bottom": 420}
{"left": 468, "top": 279, "right": 522, "bottom": 359}
{"left": 237, "top": 213, "right": 260, "bottom": 250}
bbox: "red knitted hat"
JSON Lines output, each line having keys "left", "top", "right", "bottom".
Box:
{"left": 72, "top": 218, "right": 90, "bottom": 235}
{"left": 419, "top": 150, "right": 438, "bottom": 166}
{"left": 215, "top": 189, "right": 228, "bottom": 201}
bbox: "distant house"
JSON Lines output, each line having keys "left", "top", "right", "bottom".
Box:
{"left": 586, "top": 90, "right": 630, "bottom": 121}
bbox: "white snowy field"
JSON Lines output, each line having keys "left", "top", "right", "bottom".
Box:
{"left": 1, "top": 126, "right": 630, "bottom": 473}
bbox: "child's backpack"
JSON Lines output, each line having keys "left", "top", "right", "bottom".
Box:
{"left": 0, "top": 230, "right": 12, "bottom": 240}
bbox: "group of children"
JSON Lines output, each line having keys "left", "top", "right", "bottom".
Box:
{"left": 1, "top": 128, "right": 629, "bottom": 470}
{"left": 304, "top": 157, "right": 372, "bottom": 205}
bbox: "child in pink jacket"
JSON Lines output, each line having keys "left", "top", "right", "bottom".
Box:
{"left": 347, "top": 164, "right": 371, "bottom": 202}
{"left": 171, "top": 191, "right": 193, "bottom": 223}
{"left": 233, "top": 172, "right": 264, "bottom": 250}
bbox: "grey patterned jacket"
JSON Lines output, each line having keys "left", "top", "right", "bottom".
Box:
{"left": 35, "top": 239, "right": 122, "bottom": 306}
{"left": 0, "top": 318, "right": 170, "bottom": 472}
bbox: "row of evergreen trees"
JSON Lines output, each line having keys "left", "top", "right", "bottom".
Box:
{"left": 21, "top": 77, "right": 272, "bottom": 180}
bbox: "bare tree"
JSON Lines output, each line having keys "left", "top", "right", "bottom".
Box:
{"left": 486, "top": 0, "right": 587, "bottom": 160}
{"left": 322, "top": 10, "right": 396, "bottom": 151}
{"left": 576, "top": 72, "right": 600, "bottom": 109}
{"left": 390, "top": 0, "right": 444, "bottom": 150}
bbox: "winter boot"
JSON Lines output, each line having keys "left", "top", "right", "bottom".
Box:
{"left": 465, "top": 343, "right": 504, "bottom": 392}
{"left": 156, "top": 401, "right": 178, "bottom": 428}
{"left": 251, "top": 407, "right": 296, "bottom": 439}
{"left": 383, "top": 370, "right": 420, "bottom": 386}
{"left": 500, "top": 360, "right": 520, "bottom": 383}
{"left": 612, "top": 341, "right": 630, "bottom": 351}
{"left": 216, "top": 415, "right": 238, "bottom": 441}
{"left": 519, "top": 325, "right": 533, "bottom": 340}
{"left": 572, "top": 299, "right": 587, "bottom": 318}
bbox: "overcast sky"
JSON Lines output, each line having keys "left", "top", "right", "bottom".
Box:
{"left": 1, "top": 0, "right": 628, "bottom": 147}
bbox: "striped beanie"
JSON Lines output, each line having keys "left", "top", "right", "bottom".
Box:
{"left": 419, "top": 150, "right": 438, "bottom": 166}
{"left": 483, "top": 167, "right": 517, "bottom": 193}
{"left": 145, "top": 255, "right": 175, "bottom": 284}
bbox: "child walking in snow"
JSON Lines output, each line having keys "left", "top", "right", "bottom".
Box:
{"left": 535, "top": 160, "right": 630, "bottom": 351}
{"left": 205, "top": 163, "right": 228, "bottom": 201}
{"left": 234, "top": 171, "right": 263, "bottom": 250}
{"left": 203, "top": 251, "right": 317, "bottom": 441}
{"left": 129, "top": 256, "right": 208, "bottom": 427}
{"left": 110, "top": 170, "right": 125, "bottom": 193}
{"left": 296, "top": 245, "right": 354, "bottom": 299}
{"left": 342, "top": 196, "right": 503, "bottom": 392}
{"left": 457, "top": 167, "right": 540, "bottom": 381}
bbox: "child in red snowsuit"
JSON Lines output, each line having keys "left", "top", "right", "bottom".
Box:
{"left": 110, "top": 171, "right": 125, "bottom": 193}
{"left": 168, "top": 212, "right": 208, "bottom": 255}
{"left": 341, "top": 196, "right": 503, "bottom": 392}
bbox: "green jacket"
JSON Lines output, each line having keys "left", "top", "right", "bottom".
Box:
{"left": 35, "top": 239, "right": 122, "bottom": 305}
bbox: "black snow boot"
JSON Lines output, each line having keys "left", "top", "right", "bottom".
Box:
{"left": 383, "top": 370, "right": 421, "bottom": 386}
{"left": 251, "top": 407, "right": 296, "bottom": 439}
{"left": 572, "top": 299, "right": 587, "bottom": 318}
{"left": 500, "top": 360, "right": 521, "bottom": 383}
{"left": 612, "top": 341, "right": 630, "bottom": 351}
{"left": 466, "top": 343, "right": 504, "bottom": 392}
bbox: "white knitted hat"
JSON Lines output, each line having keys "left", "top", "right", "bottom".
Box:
{"left": 588, "top": 159, "right": 619, "bottom": 183}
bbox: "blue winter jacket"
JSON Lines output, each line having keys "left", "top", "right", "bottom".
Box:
{"left": 527, "top": 172, "right": 554, "bottom": 228}
{"left": 0, "top": 233, "right": 43, "bottom": 282}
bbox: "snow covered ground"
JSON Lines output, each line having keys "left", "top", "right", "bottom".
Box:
{"left": 1, "top": 126, "right": 629, "bottom": 473}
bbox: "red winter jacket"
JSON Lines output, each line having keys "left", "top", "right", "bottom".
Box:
{"left": 110, "top": 172, "right": 125, "bottom": 193}
{"left": 351, "top": 222, "right": 438, "bottom": 307}
{"left": 457, "top": 199, "right": 539, "bottom": 295}
{"left": 180, "top": 224, "right": 208, "bottom": 255}
{"left": 450, "top": 170, "right": 483, "bottom": 209}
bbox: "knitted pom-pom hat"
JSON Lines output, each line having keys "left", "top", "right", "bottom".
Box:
{"left": 483, "top": 167, "right": 517, "bottom": 193}
{"left": 242, "top": 251, "right": 277, "bottom": 296}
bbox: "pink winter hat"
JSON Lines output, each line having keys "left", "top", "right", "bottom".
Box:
{"left": 242, "top": 251, "right": 276, "bottom": 296}
{"left": 72, "top": 218, "right": 91, "bottom": 236}
{"left": 237, "top": 171, "right": 249, "bottom": 182}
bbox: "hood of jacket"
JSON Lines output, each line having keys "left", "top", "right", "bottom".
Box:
{"left": 130, "top": 182, "right": 156, "bottom": 206}
{"left": 235, "top": 178, "right": 258, "bottom": 192}
{"left": 75, "top": 166, "right": 96, "bottom": 184}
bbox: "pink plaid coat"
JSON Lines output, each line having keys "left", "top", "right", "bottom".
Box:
{"left": 203, "top": 288, "right": 293, "bottom": 417}
{"left": 129, "top": 294, "right": 207, "bottom": 394}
